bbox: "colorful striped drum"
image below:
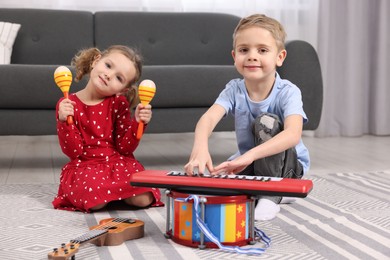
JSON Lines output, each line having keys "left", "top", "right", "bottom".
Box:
{"left": 166, "top": 191, "right": 254, "bottom": 248}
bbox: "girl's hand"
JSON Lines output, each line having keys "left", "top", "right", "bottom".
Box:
{"left": 58, "top": 99, "right": 76, "bottom": 122}
{"left": 135, "top": 103, "right": 152, "bottom": 124}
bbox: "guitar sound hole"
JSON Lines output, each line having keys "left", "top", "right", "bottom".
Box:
{"left": 107, "top": 226, "right": 118, "bottom": 230}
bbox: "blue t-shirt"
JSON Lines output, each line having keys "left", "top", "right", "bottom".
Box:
{"left": 215, "top": 73, "right": 310, "bottom": 174}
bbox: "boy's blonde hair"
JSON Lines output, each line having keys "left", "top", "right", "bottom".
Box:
{"left": 233, "top": 14, "right": 287, "bottom": 51}
{"left": 71, "top": 45, "right": 143, "bottom": 108}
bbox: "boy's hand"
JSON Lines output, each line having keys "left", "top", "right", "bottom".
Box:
{"left": 135, "top": 103, "right": 152, "bottom": 124}
{"left": 184, "top": 150, "right": 214, "bottom": 175}
{"left": 212, "top": 154, "right": 253, "bottom": 175}
{"left": 58, "top": 99, "right": 76, "bottom": 122}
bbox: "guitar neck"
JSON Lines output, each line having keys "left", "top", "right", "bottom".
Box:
{"left": 48, "top": 218, "right": 144, "bottom": 260}
{"left": 48, "top": 230, "right": 108, "bottom": 260}
{"left": 71, "top": 229, "right": 108, "bottom": 244}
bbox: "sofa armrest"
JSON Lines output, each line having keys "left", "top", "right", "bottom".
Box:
{"left": 278, "top": 40, "right": 323, "bottom": 130}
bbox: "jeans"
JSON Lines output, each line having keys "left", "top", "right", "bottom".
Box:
{"left": 238, "top": 112, "right": 303, "bottom": 204}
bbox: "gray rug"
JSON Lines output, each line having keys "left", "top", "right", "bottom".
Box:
{"left": 1, "top": 171, "right": 389, "bottom": 260}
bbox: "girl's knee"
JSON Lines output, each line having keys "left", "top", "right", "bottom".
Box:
{"left": 125, "top": 192, "right": 154, "bottom": 208}
{"left": 89, "top": 202, "right": 107, "bottom": 211}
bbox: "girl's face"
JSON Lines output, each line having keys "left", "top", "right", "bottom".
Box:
{"left": 232, "top": 26, "right": 286, "bottom": 84}
{"left": 90, "top": 51, "right": 136, "bottom": 97}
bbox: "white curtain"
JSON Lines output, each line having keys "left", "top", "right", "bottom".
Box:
{"left": 316, "top": 0, "right": 390, "bottom": 137}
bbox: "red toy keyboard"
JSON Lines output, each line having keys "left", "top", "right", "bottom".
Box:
{"left": 129, "top": 170, "right": 313, "bottom": 197}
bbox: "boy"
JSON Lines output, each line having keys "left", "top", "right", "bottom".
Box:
{"left": 184, "top": 14, "right": 309, "bottom": 221}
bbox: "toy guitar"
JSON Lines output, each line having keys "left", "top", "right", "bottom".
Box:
{"left": 48, "top": 217, "right": 144, "bottom": 260}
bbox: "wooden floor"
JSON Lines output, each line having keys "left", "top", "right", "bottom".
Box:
{"left": 0, "top": 132, "right": 389, "bottom": 184}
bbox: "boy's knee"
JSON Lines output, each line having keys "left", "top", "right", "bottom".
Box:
{"left": 254, "top": 113, "right": 282, "bottom": 144}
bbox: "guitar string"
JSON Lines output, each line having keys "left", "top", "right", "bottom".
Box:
{"left": 52, "top": 218, "right": 128, "bottom": 254}
{"left": 89, "top": 217, "right": 131, "bottom": 231}
{"left": 64, "top": 218, "right": 131, "bottom": 247}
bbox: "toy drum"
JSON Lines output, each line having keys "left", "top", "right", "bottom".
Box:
{"left": 165, "top": 191, "right": 255, "bottom": 248}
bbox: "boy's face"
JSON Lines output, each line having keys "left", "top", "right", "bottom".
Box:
{"left": 232, "top": 26, "right": 286, "bottom": 84}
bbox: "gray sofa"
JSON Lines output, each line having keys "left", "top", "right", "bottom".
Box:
{"left": 0, "top": 8, "right": 322, "bottom": 135}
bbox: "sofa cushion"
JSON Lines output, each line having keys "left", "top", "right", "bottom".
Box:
{"left": 0, "top": 64, "right": 86, "bottom": 109}
{"left": 94, "top": 12, "right": 241, "bottom": 66}
{"left": 0, "top": 8, "right": 94, "bottom": 65}
{"left": 141, "top": 65, "right": 240, "bottom": 108}
{"left": 0, "top": 21, "right": 21, "bottom": 64}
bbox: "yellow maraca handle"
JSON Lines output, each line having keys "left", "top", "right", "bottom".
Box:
{"left": 136, "top": 122, "right": 145, "bottom": 140}
{"left": 62, "top": 91, "right": 73, "bottom": 125}
{"left": 54, "top": 66, "right": 73, "bottom": 125}
{"left": 136, "top": 80, "right": 156, "bottom": 140}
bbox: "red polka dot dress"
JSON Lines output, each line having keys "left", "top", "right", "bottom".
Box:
{"left": 52, "top": 94, "right": 163, "bottom": 212}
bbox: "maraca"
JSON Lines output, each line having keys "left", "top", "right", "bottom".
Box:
{"left": 136, "top": 79, "right": 156, "bottom": 140}
{"left": 54, "top": 66, "right": 73, "bottom": 125}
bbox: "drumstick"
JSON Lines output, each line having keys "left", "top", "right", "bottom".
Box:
{"left": 54, "top": 66, "right": 73, "bottom": 125}
{"left": 136, "top": 79, "right": 156, "bottom": 140}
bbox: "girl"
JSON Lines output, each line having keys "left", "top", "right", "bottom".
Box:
{"left": 53, "top": 45, "right": 163, "bottom": 212}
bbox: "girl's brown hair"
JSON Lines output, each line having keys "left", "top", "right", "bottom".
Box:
{"left": 71, "top": 45, "right": 143, "bottom": 108}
